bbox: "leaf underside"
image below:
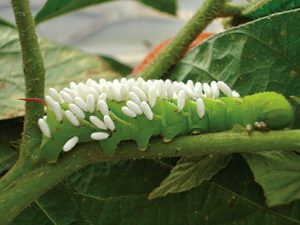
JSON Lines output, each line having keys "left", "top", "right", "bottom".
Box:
{"left": 148, "top": 154, "right": 232, "bottom": 199}
{"left": 243, "top": 151, "right": 300, "bottom": 207}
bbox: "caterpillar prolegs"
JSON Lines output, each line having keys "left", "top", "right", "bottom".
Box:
{"left": 38, "top": 78, "right": 294, "bottom": 163}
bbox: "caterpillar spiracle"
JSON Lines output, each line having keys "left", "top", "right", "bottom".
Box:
{"left": 38, "top": 78, "right": 294, "bottom": 163}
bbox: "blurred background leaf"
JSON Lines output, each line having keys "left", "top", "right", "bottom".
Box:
{"left": 0, "top": 25, "right": 124, "bottom": 120}
{"left": 0, "top": 17, "right": 15, "bottom": 28}
{"left": 35, "top": 0, "right": 177, "bottom": 24}
{"left": 100, "top": 55, "right": 133, "bottom": 76}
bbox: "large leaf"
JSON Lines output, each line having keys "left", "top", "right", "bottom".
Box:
{"left": 0, "top": 118, "right": 22, "bottom": 175}
{"left": 12, "top": 156, "right": 300, "bottom": 224}
{"left": 148, "top": 154, "right": 232, "bottom": 199}
{"left": 243, "top": 0, "right": 300, "bottom": 18}
{"left": 243, "top": 151, "right": 300, "bottom": 206}
{"left": 169, "top": 9, "right": 300, "bottom": 98}
{"left": 0, "top": 25, "right": 122, "bottom": 120}
{"left": 35, "top": 0, "right": 177, "bottom": 24}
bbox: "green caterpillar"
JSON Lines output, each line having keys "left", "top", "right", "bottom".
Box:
{"left": 38, "top": 78, "right": 294, "bottom": 163}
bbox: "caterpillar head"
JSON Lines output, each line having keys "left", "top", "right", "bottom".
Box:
{"left": 257, "top": 92, "right": 294, "bottom": 129}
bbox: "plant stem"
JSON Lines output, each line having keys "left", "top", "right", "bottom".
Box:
{"left": 1, "top": 129, "right": 300, "bottom": 224}
{"left": 141, "top": 0, "right": 226, "bottom": 80}
{"left": 0, "top": 159, "right": 36, "bottom": 194}
{"left": 11, "top": 0, "right": 45, "bottom": 161}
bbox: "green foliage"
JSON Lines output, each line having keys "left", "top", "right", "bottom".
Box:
{"left": 291, "top": 96, "right": 300, "bottom": 105}
{"left": 243, "top": 0, "right": 300, "bottom": 18}
{"left": 137, "top": 0, "right": 177, "bottom": 15}
{"left": 0, "top": 118, "right": 22, "bottom": 174}
{"left": 35, "top": 0, "right": 177, "bottom": 24}
{"left": 100, "top": 56, "right": 132, "bottom": 77}
{"left": 11, "top": 157, "right": 300, "bottom": 224}
{"left": 243, "top": 152, "right": 300, "bottom": 206}
{"left": 0, "top": 26, "right": 122, "bottom": 120}
{"left": 35, "top": 0, "right": 111, "bottom": 23}
{"left": 0, "top": 18, "right": 15, "bottom": 28}
{"left": 169, "top": 9, "right": 300, "bottom": 98}
{"left": 166, "top": 8, "right": 300, "bottom": 207}
{"left": 148, "top": 155, "right": 232, "bottom": 199}
{"left": 142, "top": 0, "right": 226, "bottom": 79}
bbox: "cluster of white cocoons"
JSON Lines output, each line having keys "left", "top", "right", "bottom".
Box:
{"left": 38, "top": 78, "right": 239, "bottom": 152}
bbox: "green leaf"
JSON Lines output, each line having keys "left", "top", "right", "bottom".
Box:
{"left": 169, "top": 9, "right": 300, "bottom": 98}
{"left": 0, "top": 25, "right": 122, "bottom": 120}
{"left": 101, "top": 55, "right": 133, "bottom": 77}
{"left": 0, "top": 118, "right": 22, "bottom": 174}
{"left": 12, "top": 184, "right": 90, "bottom": 225}
{"left": 148, "top": 154, "right": 232, "bottom": 199}
{"left": 12, "top": 157, "right": 300, "bottom": 224}
{"left": 35, "top": 0, "right": 177, "bottom": 24}
{"left": 291, "top": 96, "right": 300, "bottom": 105}
{"left": 0, "top": 18, "right": 15, "bottom": 28}
{"left": 243, "top": 0, "right": 300, "bottom": 18}
{"left": 137, "top": 0, "right": 177, "bottom": 15}
{"left": 290, "top": 96, "right": 300, "bottom": 128}
{"left": 35, "top": 0, "right": 111, "bottom": 24}
{"left": 242, "top": 151, "right": 300, "bottom": 206}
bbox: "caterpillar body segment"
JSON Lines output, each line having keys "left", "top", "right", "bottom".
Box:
{"left": 40, "top": 109, "right": 97, "bottom": 161}
{"left": 38, "top": 78, "right": 294, "bottom": 163}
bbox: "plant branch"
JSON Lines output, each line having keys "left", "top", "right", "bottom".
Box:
{"left": 1, "top": 129, "right": 300, "bottom": 224}
{"left": 11, "top": 0, "right": 45, "bottom": 161}
{"left": 0, "top": 159, "right": 33, "bottom": 193}
{"left": 141, "top": 0, "right": 226, "bottom": 80}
